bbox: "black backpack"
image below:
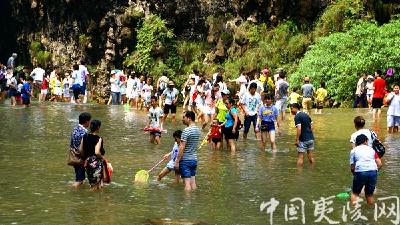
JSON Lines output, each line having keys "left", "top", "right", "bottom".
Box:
{"left": 360, "top": 79, "right": 367, "bottom": 95}
{"left": 370, "top": 130, "right": 385, "bottom": 158}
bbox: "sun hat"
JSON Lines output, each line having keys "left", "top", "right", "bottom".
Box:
{"left": 221, "top": 89, "right": 230, "bottom": 95}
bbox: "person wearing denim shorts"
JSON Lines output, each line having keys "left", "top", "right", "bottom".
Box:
{"left": 70, "top": 112, "right": 91, "bottom": 188}
{"left": 175, "top": 111, "right": 200, "bottom": 191}
{"left": 350, "top": 134, "right": 382, "bottom": 205}
{"left": 290, "top": 103, "right": 315, "bottom": 167}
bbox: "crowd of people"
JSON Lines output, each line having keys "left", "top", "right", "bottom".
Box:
{"left": 0, "top": 53, "right": 393, "bottom": 203}
{"left": 0, "top": 54, "right": 89, "bottom": 107}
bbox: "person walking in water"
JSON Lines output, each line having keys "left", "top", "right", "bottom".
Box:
{"left": 372, "top": 70, "right": 386, "bottom": 118}
{"left": 79, "top": 120, "right": 106, "bottom": 190}
{"left": 69, "top": 112, "right": 91, "bottom": 188}
{"left": 174, "top": 111, "right": 200, "bottom": 191}
{"left": 301, "top": 77, "right": 314, "bottom": 115}
{"left": 350, "top": 134, "right": 382, "bottom": 205}
{"left": 290, "top": 103, "right": 315, "bottom": 167}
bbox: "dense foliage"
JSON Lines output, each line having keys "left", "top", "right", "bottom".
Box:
{"left": 29, "top": 41, "right": 51, "bottom": 67}
{"left": 123, "top": 15, "right": 182, "bottom": 83}
{"left": 291, "top": 20, "right": 400, "bottom": 101}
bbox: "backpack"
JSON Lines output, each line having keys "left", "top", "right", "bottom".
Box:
{"left": 360, "top": 79, "right": 367, "bottom": 95}
{"left": 263, "top": 80, "right": 275, "bottom": 96}
{"left": 370, "top": 130, "right": 385, "bottom": 158}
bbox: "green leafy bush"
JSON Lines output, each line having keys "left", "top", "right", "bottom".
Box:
{"left": 29, "top": 41, "right": 51, "bottom": 67}
{"left": 291, "top": 19, "right": 400, "bottom": 101}
{"left": 313, "top": 0, "right": 365, "bottom": 37}
{"left": 123, "top": 14, "right": 181, "bottom": 73}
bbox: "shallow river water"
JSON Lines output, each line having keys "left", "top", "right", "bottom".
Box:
{"left": 0, "top": 103, "right": 399, "bottom": 225}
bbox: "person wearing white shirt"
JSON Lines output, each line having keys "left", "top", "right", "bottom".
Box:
{"left": 350, "top": 134, "right": 382, "bottom": 205}
{"left": 386, "top": 84, "right": 400, "bottom": 133}
{"left": 71, "top": 64, "right": 83, "bottom": 104}
{"left": 161, "top": 81, "right": 179, "bottom": 122}
{"left": 240, "top": 82, "right": 261, "bottom": 140}
{"left": 109, "top": 71, "right": 121, "bottom": 105}
{"left": 126, "top": 75, "right": 135, "bottom": 105}
{"left": 350, "top": 116, "right": 376, "bottom": 148}
{"left": 79, "top": 60, "right": 89, "bottom": 103}
{"left": 229, "top": 72, "right": 248, "bottom": 101}
{"left": 30, "top": 65, "right": 45, "bottom": 97}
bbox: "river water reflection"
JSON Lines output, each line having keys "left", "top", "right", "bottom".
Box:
{"left": 0, "top": 103, "right": 399, "bottom": 224}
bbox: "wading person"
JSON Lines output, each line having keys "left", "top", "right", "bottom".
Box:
{"left": 79, "top": 120, "right": 105, "bottom": 190}
{"left": 353, "top": 73, "right": 367, "bottom": 108}
{"left": 174, "top": 111, "right": 200, "bottom": 191}
{"left": 315, "top": 81, "right": 328, "bottom": 114}
{"left": 372, "top": 70, "right": 386, "bottom": 118}
{"left": 6, "top": 69, "right": 18, "bottom": 106}
{"left": 385, "top": 84, "right": 400, "bottom": 133}
{"left": 350, "top": 116, "right": 375, "bottom": 148}
{"left": 257, "top": 94, "right": 279, "bottom": 152}
{"left": 290, "top": 103, "right": 315, "bottom": 167}
{"left": 161, "top": 81, "right": 179, "bottom": 123}
{"left": 350, "top": 134, "right": 382, "bottom": 205}
{"left": 69, "top": 112, "right": 91, "bottom": 187}
{"left": 223, "top": 98, "right": 240, "bottom": 152}
{"left": 21, "top": 77, "right": 33, "bottom": 107}
{"left": 274, "top": 71, "right": 289, "bottom": 121}
{"left": 301, "top": 77, "right": 314, "bottom": 115}
{"left": 30, "top": 64, "right": 45, "bottom": 98}
{"left": 157, "top": 130, "right": 182, "bottom": 183}
{"left": 71, "top": 64, "right": 83, "bottom": 104}
{"left": 109, "top": 71, "right": 121, "bottom": 105}
{"left": 240, "top": 82, "right": 261, "bottom": 140}
{"left": 145, "top": 96, "right": 164, "bottom": 145}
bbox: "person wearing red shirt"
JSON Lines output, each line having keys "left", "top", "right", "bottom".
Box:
{"left": 372, "top": 70, "right": 386, "bottom": 118}
{"left": 208, "top": 119, "right": 222, "bottom": 150}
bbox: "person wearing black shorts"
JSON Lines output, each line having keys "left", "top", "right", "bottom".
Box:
{"left": 161, "top": 81, "right": 179, "bottom": 122}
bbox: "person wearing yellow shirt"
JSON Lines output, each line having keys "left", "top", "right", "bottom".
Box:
{"left": 289, "top": 87, "right": 301, "bottom": 105}
{"left": 315, "top": 81, "right": 328, "bottom": 114}
{"left": 258, "top": 68, "right": 275, "bottom": 96}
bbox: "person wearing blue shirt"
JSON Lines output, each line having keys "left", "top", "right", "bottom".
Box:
{"left": 21, "top": 77, "right": 33, "bottom": 107}
{"left": 223, "top": 98, "right": 240, "bottom": 152}
{"left": 157, "top": 130, "right": 182, "bottom": 183}
{"left": 257, "top": 94, "right": 280, "bottom": 152}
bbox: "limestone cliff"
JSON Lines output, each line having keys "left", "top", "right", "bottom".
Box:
{"left": 0, "top": 0, "right": 398, "bottom": 100}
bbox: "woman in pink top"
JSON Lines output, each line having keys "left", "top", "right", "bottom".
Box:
{"left": 202, "top": 84, "right": 221, "bottom": 129}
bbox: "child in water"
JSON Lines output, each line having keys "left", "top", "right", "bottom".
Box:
{"left": 288, "top": 87, "right": 301, "bottom": 105}
{"left": 257, "top": 94, "right": 279, "bottom": 152}
{"left": 315, "top": 81, "right": 328, "bottom": 114}
{"left": 157, "top": 130, "right": 181, "bottom": 183}
{"left": 208, "top": 119, "right": 222, "bottom": 150}
{"left": 145, "top": 96, "right": 164, "bottom": 144}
